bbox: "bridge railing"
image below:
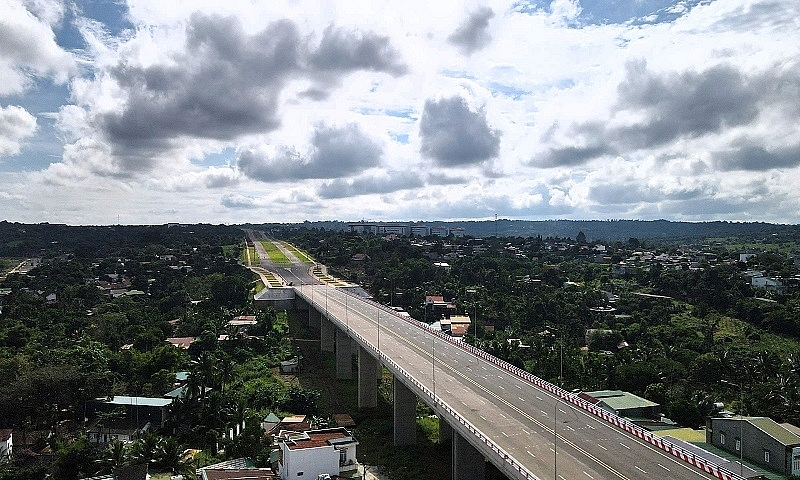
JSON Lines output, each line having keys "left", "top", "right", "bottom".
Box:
{"left": 334, "top": 287, "right": 745, "bottom": 480}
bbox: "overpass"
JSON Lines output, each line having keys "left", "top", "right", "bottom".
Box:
{"left": 293, "top": 283, "right": 745, "bottom": 480}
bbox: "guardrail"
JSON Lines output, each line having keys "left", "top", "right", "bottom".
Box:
{"left": 301, "top": 285, "right": 744, "bottom": 480}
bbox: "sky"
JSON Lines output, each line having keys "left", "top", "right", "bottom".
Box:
{"left": 1, "top": 0, "right": 799, "bottom": 225}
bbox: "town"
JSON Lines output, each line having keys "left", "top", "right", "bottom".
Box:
{"left": 1, "top": 221, "right": 800, "bottom": 479}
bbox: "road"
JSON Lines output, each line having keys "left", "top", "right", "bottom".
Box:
{"left": 297, "top": 283, "right": 733, "bottom": 480}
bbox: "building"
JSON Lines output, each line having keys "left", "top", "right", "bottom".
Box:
{"left": 88, "top": 396, "right": 173, "bottom": 435}
{"left": 0, "top": 429, "right": 11, "bottom": 460}
{"left": 276, "top": 428, "right": 358, "bottom": 480}
{"left": 424, "top": 295, "right": 456, "bottom": 321}
{"left": 707, "top": 416, "right": 800, "bottom": 477}
{"left": 581, "top": 390, "right": 661, "bottom": 421}
{"left": 449, "top": 315, "right": 472, "bottom": 338}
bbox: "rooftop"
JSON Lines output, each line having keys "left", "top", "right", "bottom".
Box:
{"left": 95, "top": 396, "right": 172, "bottom": 407}
{"left": 584, "top": 390, "right": 659, "bottom": 411}
{"left": 279, "top": 428, "right": 357, "bottom": 451}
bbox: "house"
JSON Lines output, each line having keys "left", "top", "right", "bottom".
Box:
{"left": 581, "top": 390, "right": 661, "bottom": 421}
{"left": 449, "top": 315, "right": 472, "bottom": 338}
{"left": 166, "top": 337, "right": 196, "bottom": 349}
{"left": 88, "top": 396, "right": 173, "bottom": 432}
{"left": 229, "top": 315, "right": 257, "bottom": 327}
{"left": 0, "top": 429, "right": 12, "bottom": 460}
{"left": 424, "top": 295, "right": 456, "bottom": 320}
{"left": 707, "top": 416, "right": 800, "bottom": 477}
{"left": 276, "top": 428, "right": 358, "bottom": 480}
{"left": 751, "top": 276, "right": 788, "bottom": 294}
{"left": 198, "top": 458, "right": 279, "bottom": 480}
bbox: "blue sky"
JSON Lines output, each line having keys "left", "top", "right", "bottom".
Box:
{"left": 1, "top": 0, "right": 799, "bottom": 224}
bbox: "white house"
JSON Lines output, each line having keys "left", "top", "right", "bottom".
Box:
{"left": 277, "top": 428, "right": 358, "bottom": 479}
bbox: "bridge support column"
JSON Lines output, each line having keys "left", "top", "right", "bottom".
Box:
{"left": 320, "top": 317, "right": 334, "bottom": 353}
{"left": 452, "top": 432, "right": 485, "bottom": 480}
{"left": 438, "top": 416, "right": 452, "bottom": 444}
{"left": 336, "top": 328, "right": 352, "bottom": 380}
{"left": 308, "top": 306, "right": 320, "bottom": 329}
{"left": 393, "top": 378, "right": 416, "bottom": 446}
{"left": 358, "top": 347, "right": 379, "bottom": 408}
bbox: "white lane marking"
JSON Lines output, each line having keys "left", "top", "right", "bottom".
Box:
{"left": 501, "top": 431, "right": 509, "bottom": 437}
{"left": 619, "top": 442, "right": 630, "bottom": 449}
{"left": 518, "top": 396, "right": 525, "bottom": 402}
{"left": 522, "top": 429, "right": 530, "bottom": 435}
{"left": 635, "top": 466, "right": 647, "bottom": 474}
{"left": 480, "top": 415, "right": 486, "bottom": 421}
{"left": 527, "top": 450, "right": 535, "bottom": 458}
{"left": 583, "top": 472, "right": 594, "bottom": 479}
{"left": 657, "top": 464, "right": 670, "bottom": 472}
{"left": 536, "top": 396, "right": 543, "bottom": 401}
{"left": 597, "top": 444, "right": 607, "bottom": 450}
{"left": 541, "top": 410, "right": 549, "bottom": 416}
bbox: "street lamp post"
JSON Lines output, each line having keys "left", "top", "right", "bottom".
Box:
{"left": 721, "top": 379, "right": 745, "bottom": 477}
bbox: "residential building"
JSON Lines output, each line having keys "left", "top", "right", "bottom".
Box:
{"left": 276, "top": 428, "right": 358, "bottom": 480}
{"left": 581, "top": 390, "right": 661, "bottom": 421}
{"left": 707, "top": 416, "right": 800, "bottom": 477}
{"left": 0, "top": 429, "right": 11, "bottom": 460}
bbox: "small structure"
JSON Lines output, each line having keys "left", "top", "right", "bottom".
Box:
{"left": 166, "top": 337, "right": 196, "bottom": 349}
{"left": 87, "top": 395, "right": 172, "bottom": 427}
{"left": 280, "top": 356, "right": 300, "bottom": 374}
{"left": 581, "top": 390, "right": 661, "bottom": 421}
{"left": 707, "top": 416, "right": 800, "bottom": 477}
{"left": 449, "top": 315, "right": 472, "bottom": 338}
{"left": 0, "top": 429, "right": 12, "bottom": 460}
{"left": 276, "top": 428, "right": 358, "bottom": 480}
{"left": 198, "top": 458, "right": 278, "bottom": 480}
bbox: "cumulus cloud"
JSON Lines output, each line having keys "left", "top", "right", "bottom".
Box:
{"left": 0, "top": 105, "right": 37, "bottom": 156}
{"left": 611, "top": 61, "right": 760, "bottom": 149}
{"left": 220, "top": 193, "right": 261, "bottom": 209}
{"left": 237, "top": 123, "right": 382, "bottom": 182}
{"left": 317, "top": 170, "right": 423, "bottom": 199}
{"left": 0, "top": 0, "right": 75, "bottom": 95}
{"left": 67, "top": 12, "right": 405, "bottom": 176}
{"left": 535, "top": 60, "right": 799, "bottom": 168}
{"left": 447, "top": 7, "right": 495, "bottom": 56}
{"left": 419, "top": 95, "right": 501, "bottom": 167}
{"left": 713, "top": 141, "right": 800, "bottom": 171}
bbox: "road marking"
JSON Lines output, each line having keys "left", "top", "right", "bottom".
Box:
{"left": 619, "top": 442, "right": 630, "bottom": 449}
{"left": 519, "top": 396, "right": 525, "bottom": 402}
{"left": 657, "top": 464, "right": 670, "bottom": 472}
{"left": 501, "top": 431, "right": 509, "bottom": 437}
{"left": 480, "top": 415, "right": 486, "bottom": 421}
{"left": 597, "top": 444, "right": 607, "bottom": 450}
{"left": 527, "top": 450, "right": 535, "bottom": 458}
{"left": 584, "top": 472, "right": 594, "bottom": 479}
{"left": 635, "top": 466, "right": 646, "bottom": 474}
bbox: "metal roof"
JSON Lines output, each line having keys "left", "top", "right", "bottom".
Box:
{"left": 748, "top": 417, "right": 800, "bottom": 447}
{"left": 586, "top": 390, "right": 659, "bottom": 411}
{"left": 96, "top": 396, "right": 172, "bottom": 407}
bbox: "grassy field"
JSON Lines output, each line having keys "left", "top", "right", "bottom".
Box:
{"left": 261, "top": 241, "right": 292, "bottom": 266}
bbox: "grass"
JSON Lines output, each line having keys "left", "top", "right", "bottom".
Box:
{"left": 260, "top": 241, "right": 292, "bottom": 266}
{"left": 251, "top": 267, "right": 284, "bottom": 287}
{"left": 281, "top": 242, "right": 314, "bottom": 264}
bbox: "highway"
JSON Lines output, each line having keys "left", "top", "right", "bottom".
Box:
{"left": 297, "top": 283, "right": 735, "bottom": 480}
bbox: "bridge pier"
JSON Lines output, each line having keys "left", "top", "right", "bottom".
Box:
{"left": 320, "top": 316, "right": 335, "bottom": 353}
{"left": 393, "top": 378, "right": 416, "bottom": 446}
{"left": 452, "top": 431, "right": 485, "bottom": 479}
{"left": 438, "top": 415, "right": 452, "bottom": 444}
{"left": 307, "top": 306, "right": 320, "bottom": 329}
{"left": 336, "top": 328, "right": 352, "bottom": 380}
{"left": 358, "top": 347, "right": 379, "bottom": 408}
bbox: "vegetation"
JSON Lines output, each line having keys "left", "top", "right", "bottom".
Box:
{"left": 275, "top": 227, "right": 800, "bottom": 430}
{"left": 260, "top": 241, "right": 291, "bottom": 266}
{"left": 0, "top": 225, "right": 308, "bottom": 479}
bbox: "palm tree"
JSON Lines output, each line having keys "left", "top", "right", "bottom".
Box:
{"left": 157, "top": 436, "right": 194, "bottom": 476}
{"left": 95, "top": 440, "right": 129, "bottom": 474}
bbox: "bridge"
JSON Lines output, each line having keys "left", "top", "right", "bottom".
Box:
{"left": 292, "top": 283, "right": 744, "bottom": 480}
